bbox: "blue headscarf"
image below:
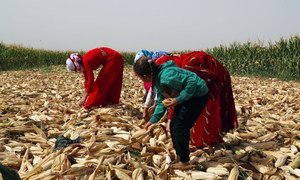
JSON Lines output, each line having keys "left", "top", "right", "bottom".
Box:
{"left": 134, "top": 50, "right": 169, "bottom": 62}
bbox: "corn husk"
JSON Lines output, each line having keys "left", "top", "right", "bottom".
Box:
{"left": 227, "top": 165, "right": 239, "bottom": 180}
{"left": 1, "top": 67, "right": 300, "bottom": 179}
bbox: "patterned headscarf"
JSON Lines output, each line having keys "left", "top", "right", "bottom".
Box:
{"left": 134, "top": 50, "right": 169, "bottom": 63}
{"left": 66, "top": 53, "right": 83, "bottom": 72}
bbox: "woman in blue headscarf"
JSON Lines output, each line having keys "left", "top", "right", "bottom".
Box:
{"left": 134, "top": 50, "right": 170, "bottom": 63}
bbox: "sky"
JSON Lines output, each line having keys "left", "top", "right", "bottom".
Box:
{"left": 1, "top": 0, "right": 299, "bottom": 52}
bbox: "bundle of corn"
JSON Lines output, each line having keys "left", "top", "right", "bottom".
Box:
{"left": 0, "top": 66, "right": 300, "bottom": 179}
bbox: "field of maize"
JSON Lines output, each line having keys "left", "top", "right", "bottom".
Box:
{"left": 0, "top": 36, "right": 300, "bottom": 179}
{"left": 1, "top": 36, "right": 299, "bottom": 80}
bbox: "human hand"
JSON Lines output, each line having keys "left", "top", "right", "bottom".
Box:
{"left": 166, "top": 120, "right": 171, "bottom": 132}
{"left": 79, "top": 98, "right": 86, "bottom": 107}
{"left": 79, "top": 91, "right": 88, "bottom": 107}
{"left": 145, "top": 122, "right": 154, "bottom": 130}
{"left": 162, "top": 98, "right": 177, "bottom": 107}
{"left": 79, "top": 95, "right": 88, "bottom": 107}
{"left": 143, "top": 107, "right": 149, "bottom": 118}
{"left": 144, "top": 104, "right": 156, "bottom": 121}
{"left": 148, "top": 105, "right": 155, "bottom": 114}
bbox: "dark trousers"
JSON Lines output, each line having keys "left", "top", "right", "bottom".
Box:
{"left": 170, "top": 94, "right": 208, "bottom": 162}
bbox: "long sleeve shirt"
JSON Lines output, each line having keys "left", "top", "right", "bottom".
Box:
{"left": 144, "top": 87, "right": 158, "bottom": 107}
{"left": 82, "top": 48, "right": 107, "bottom": 93}
{"left": 150, "top": 61, "right": 208, "bottom": 123}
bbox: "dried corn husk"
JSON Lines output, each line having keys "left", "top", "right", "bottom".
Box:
{"left": 227, "top": 165, "right": 239, "bottom": 180}
{"left": 206, "top": 166, "right": 229, "bottom": 176}
{"left": 275, "top": 154, "right": 288, "bottom": 167}
{"left": 1, "top": 67, "right": 300, "bottom": 179}
{"left": 291, "top": 155, "right": 300, "bottom": 169}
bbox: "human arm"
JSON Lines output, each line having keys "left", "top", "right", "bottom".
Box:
{"left": 160, "top": 69, "right": 199, "bottom": 104}
{"left": 149, "top": 89, "right": 167, "bottom": 124}
{"left": 143, "top": 87, "right": 154, "bottom": 118}
{"left": 166, "top": 119, "right": 171, "bottom": 132}
{"left": 144, "top": 88, "right": 153, "bottom": 107}
{"left": 79, "top": 91, "right": 88, "bottom": 107}
{"left": 148, "top": 92, "right": 157, "bottom": 112}
{"left": 83, "top": 65, "right": 94, "bottom": 94}
{"left": 165, "top": 107, "right": 174, "bottom": 132}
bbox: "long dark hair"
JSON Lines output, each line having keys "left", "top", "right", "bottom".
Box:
{"left": 133, "top": 56, "right": 160, "bottom": 89}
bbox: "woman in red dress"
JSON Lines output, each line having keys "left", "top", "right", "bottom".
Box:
{"left": 66, "top": 47, "right": 124, "bottom": 110}
{"left": 155, "top": 51, "right": 238, "bottom": 147}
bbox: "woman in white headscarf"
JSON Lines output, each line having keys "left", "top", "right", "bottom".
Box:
{"left": 66, "top": 47, "right": 124, "bottom": 109}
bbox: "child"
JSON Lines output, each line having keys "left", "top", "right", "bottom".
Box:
{"left": 66, "top": 47, "right": 124, "bottom": 109}
{"left": 133, "top": 57, "right": 209, "bottom": 165}
{"left": 134, "top": 50, "right": 170, "bottom": 120}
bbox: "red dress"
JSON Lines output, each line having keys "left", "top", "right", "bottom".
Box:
{"left": 155, "top": 54, "right": 182, "bottom": 67}
{"left": 155, "top": 52, "right": 238, "bottom": 147}
{"left": 82, "top": 47, "right": 124, "bottom": 109}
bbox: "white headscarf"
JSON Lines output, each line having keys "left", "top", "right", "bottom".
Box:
{"left": 66, "top": 53, "right": 83, "bottom": 72}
